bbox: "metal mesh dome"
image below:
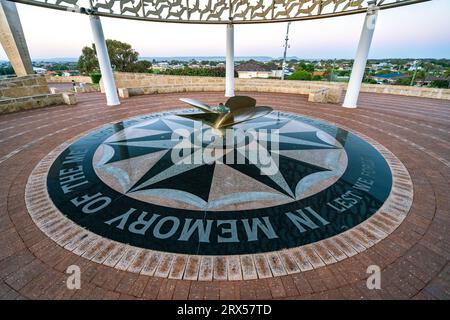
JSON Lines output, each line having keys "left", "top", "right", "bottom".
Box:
{"left": 11, "top": 0, "right": 429, "bottom": 24}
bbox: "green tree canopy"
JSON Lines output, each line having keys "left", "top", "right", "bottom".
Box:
{"left": 431, "top": 80, "right": 449, "bottom": 88}
{"left": 444, "top": 68, "right": 450, "bottom": 78}
{"left": 0, "top": 65, "right": 15, "bottom": 76}
{"left": 127, "top": 60, "right": 153, "bottom": 73}
{"left": 415, "top": 70, "right": 426, "bottom": 80}
{"left": 395, "top": 77, "right": 413, "bottom": 86}
{"left": 287, "top": 70, "right": 312, "bottom": 81}
{"left": 295, "top": 62, "right": 314, "bottom": 73}
{"left": 162, "top": 67, "right": 226, "bottom": 77}
{"left": 77, "top": 39, "right": 150, "bottom": 75}
{"left": 77, "top": 46, "right": 98, "bottom": 75}
{"left": 107, "top": 39, "right": 138, "bottom": 71}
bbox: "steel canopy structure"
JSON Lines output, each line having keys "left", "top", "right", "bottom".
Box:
{"left": 9, "top": 0, "right": 430, "bottom": 24}
{"left": 1, "top": 0, "right": 432, "bottom": 107}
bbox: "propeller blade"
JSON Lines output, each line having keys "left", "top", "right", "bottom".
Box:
{"left": 179, "top": 98, "right": 217, "bottom": 113}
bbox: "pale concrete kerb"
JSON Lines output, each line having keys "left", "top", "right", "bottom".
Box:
{"left": 62, "top": 92, "right": 76, "bottom": 105}
{"left": 118, "top": 87, "right": 129, "bottom": 98}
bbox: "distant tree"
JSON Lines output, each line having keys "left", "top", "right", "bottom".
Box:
{"left": 90, "top": 73, "right": 102, "bottom": 84}
{"left": 296, "top": 62, "right": 314, "bottom": 73}
{"left": 395, "top": 77, "right": 413, "bottom": 86}
{"left": 390, "top": 59, "right": 408, "bottom": 66}
{"left": 127, "top": 60, "right": 152, "bottom": 73}
{"left": 0, "top": 65, "right": 15, "bottom": 75}
{"left": 48, "top": 63, "right": 76, "bottom": 71}
{"left": 323, "top": 62, "right": 334, "bottom": 71}
{"left": 77, "top": 39, "right": 142, "bottom": 75}
{"left": 337, "top": 70, "right": 351, "bottom": 77}
{"left": 421, "top": 62, "right": 437, "bottom": 73}
{"left": 305, "top": 64, "right": 315, "bottom": 73}
{"left": 162, "top": 67, "right": 226, "bottom": 77}
{"left": 415, "top": 70, "right": 426, "bottom": 80}
{"left": 77, "top": 46, "right": 98, "bottom": 74}
{"left": 106, "top": 39, "right": 139, "bottom": 71}
{"left": 430, "top": 80, "right": 449, "bottom": 88}
{"left": 295, "top": 62, "right": 305, "bottom": 70}
{"left": 434, "top": 59, "right": 450, "bottom": 68}
{"left": 287, "top": 70, "right": 312, "bottom": 81}
{"left": 444, "top": 68, "right": 450, "bottom": 78}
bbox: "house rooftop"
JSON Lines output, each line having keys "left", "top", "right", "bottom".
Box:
{"left": 235, "top": 62, "right": 272, "bottom": 72}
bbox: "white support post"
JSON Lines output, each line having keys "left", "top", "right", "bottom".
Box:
{"left": 225, "top": 23, "right": 235, "bottom": 97}
{"left": 342, "top": 6, "right": 378, "bottom": 108}
{"left": 89, "top": 15, "right": 120, "bottom": 106}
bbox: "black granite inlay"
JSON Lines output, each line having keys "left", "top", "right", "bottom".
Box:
{"left": 46, "top": 110, "right": 393, "bottom": 255}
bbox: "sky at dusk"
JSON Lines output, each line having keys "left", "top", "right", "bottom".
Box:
{"left": 1, "top": 0, "right": 449, "bottom": 60}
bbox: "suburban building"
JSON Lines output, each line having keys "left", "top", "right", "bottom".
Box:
{"left": 371, "top": 62, "right": 396, "bottom": 71}
{"left": 235, "top": 61, "right": 274, "bottom": 79}
{"left": 61, "top": 70, "right": 80, "bottom": 77}
{"left": 152, "top": 62, "right": 170, "bottom": 72}
{"left": 32, "top": 67, "right": 47, "bottom": 74}
{"left": 271, "top": 69, "right": 283, "bottom": 78}
{"left": 416, "top": 75, "right": 449, "bottom": 87}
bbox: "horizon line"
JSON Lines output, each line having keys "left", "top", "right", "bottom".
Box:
{"left": 3, "top": 56, "right": 449, "bottom": 61}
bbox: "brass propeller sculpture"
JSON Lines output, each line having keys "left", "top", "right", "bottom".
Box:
{"left": 178, "top": 96, "right": 273, "bottom": 129}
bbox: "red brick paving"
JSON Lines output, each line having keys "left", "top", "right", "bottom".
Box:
{"left": 0, "top": 91, "right": 449, "bottom": 300}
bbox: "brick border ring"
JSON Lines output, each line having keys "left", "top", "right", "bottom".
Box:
{"left": 25, "top": 111, "right": 413, "bottom": 281}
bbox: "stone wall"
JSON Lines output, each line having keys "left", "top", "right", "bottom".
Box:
{"left": 0, "top": 74, "right": 76, "bottom": 114}
{"left": 106, "top": 72, "right": 223, "bottom": 90}
{"left": 359, "top": 83, "right": 450, "bottom": 100}
{"left": 0, "top": 92, "right": 76, "bottom": 114}
{"left": 236, "top": 78, "right": 343, "bottom": 103}
{"left": 46, "top": 75, "right": 93, "bottom": 84}
{"left": 0, "top": 75, "right": 49, "bottom": 98}
{"left": 106, "top": 72, "right": 450, "bottom": 101}
{"left": 107, "top": 72, "right": 343, "bottom": 103}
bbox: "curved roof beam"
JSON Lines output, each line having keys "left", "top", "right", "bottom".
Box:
{"left": 9, "top": 0, "right": 431, "bottom": 24}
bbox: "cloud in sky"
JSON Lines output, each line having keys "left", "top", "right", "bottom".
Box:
{"left": 1, "top": 0, "right": 449, "bottom": 60}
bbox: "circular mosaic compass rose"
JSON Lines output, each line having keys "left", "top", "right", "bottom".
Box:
{"left": 93, "top": 112, "right": 347, "bottom": 211}
{"left": 39, "top": 110, "right": 399, "bottom": 257}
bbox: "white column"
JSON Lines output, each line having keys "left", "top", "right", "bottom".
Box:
{"left": 225, "top": 23, "right": 235, "bottom": 97}
{"left": 89, "top": 15, "right": 120, "bottom": 106}
{"left": 342, "top": 6, "right": 378, "bottom": 108}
